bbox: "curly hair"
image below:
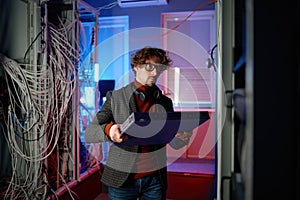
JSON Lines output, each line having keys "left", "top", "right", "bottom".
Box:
{"left": 130, "top": 46, "right": 172, "bottom": 70}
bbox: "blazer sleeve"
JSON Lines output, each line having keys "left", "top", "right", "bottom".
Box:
{"left": 84, "top": 91, "right": 114, "bottom": 143}
{"left": 84, "top": 116, "right": 107, "bottom": 143}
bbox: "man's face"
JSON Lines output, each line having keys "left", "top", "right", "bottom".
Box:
{"left": 134, "top": 56, "right": 165, "bottom": 86}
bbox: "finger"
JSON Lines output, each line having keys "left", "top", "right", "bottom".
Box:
{"left": 113, "top": 133, "right": 124, "bottom": 143}
{"left": 112, "top": 136, "right": 122, "bottom": 143}
{"left": 121, "top": 134, "right": 128, "bottom": 141}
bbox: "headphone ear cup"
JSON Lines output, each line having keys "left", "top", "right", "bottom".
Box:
{"left": 153, "top": 89, "right": 161, "bottom": 100}
{"left": 135, "top": 90, "right": 147, "bottom": 102}
{"left": 138, "top": 91, "right": 147, "bottom": 102}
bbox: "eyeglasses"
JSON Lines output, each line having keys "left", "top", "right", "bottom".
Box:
{"left": 142, "top": 63, "right": 167, "bottom": 72}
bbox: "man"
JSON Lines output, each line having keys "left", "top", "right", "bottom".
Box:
{"left": 85, "top": 46, "right": 191, "bottom": 200}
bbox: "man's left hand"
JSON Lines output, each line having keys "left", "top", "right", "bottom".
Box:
{"left": 175, "top": 131, "right": 193, "bottom": 145}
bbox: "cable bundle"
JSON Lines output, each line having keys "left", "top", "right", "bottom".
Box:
{"left": 0, "top": 21, "right": 79, "bottom": 199}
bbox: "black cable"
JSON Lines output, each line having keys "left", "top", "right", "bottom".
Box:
{"left": 210, "top": 44, "right": 218, "bottom": 72}
{"left": 23, "top": 31, "right": 43, "bottom": 61}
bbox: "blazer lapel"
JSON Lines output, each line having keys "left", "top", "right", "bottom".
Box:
{"left": 125, "top": 82, "right": 138, "bottom": 113}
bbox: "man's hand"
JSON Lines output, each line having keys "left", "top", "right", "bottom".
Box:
{"left": 109, "top": 124, "right": 128, "bottom": 143}
{"left": 175, "top": 131, "right": 193, "bottom": 145}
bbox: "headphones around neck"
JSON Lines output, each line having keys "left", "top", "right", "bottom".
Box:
{"left": 134, "top": 87, "right": 162, "bottom": 102}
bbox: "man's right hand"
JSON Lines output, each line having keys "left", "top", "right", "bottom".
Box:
{"left": 109, "top": 124, "right": 128, "bottom": 143}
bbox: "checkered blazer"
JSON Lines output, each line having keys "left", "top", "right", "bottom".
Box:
{"left": 85, "top": 82, "right": 174, "bottom": 188}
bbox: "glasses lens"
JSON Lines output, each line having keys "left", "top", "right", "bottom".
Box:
{"left": 144, "top": 64, "right": 166, "bottom": 72}
{"left": 144, "top": 64, "right": 154, "bottom": 71}
{"left": 157, "top": 65, "right": 166, "bottom": 72}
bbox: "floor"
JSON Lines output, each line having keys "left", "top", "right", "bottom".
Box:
{"left": 167, "top": 158, "right": 215, "bottom": 174}
{"left": 94, "top": 193, "right": 177, "bottom": 200}
{"left": 94, "top": 193, "right": 108, "bottom": 200}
